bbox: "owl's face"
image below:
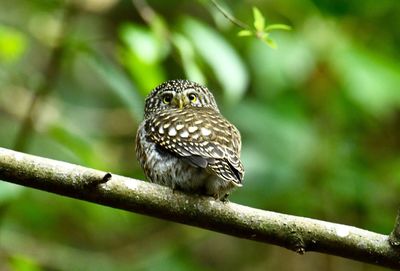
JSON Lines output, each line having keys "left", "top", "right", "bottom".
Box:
{"left": 144, "top": 79, "right": 219, "bottom": 119}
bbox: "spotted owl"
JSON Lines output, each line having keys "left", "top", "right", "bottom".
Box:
{"left": 135, "top": 79, "right": 244, "bottom": 200}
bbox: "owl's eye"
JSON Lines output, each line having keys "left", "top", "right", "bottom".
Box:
{"left": 162, "top": 94, "right": 173, "bottom": 104}
{"left": 188, "top": 93, "right": 197, "bottom": 103}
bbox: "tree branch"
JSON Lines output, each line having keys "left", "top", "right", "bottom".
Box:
{"left": 0, "top": 147, "right": 398, "bottom": 269}
{"left": 390, "top": 208, "right": 400, "bottom": 248}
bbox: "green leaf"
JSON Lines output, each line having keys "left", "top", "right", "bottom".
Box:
{"left": 180, "top": 17, "right": 249, "bottom": 103}
{"left": 265, "top": 24, "right": 292, "bottom": 32}
{"left": 171, "top": 33, "right": 206, "bottom": 84}
{"left": 331, "top": 45, "right": 400, "bottom": 116}
{"left": 0, "top": 25, "right": 27, "bottom": 63}
{"left": 237, "top": 30, "right": 253, "bottom": 37}
{"left": 83, "top": 50, "right": 143, "bottom": 119}
{"left": 48, "top": 123, "right": 106, "bottom": 168}
{"left": 263, "top": 36, "right": 277, "bottom": 49}
{"left": 9, "top": 254, "right": 42, "bottom": 271}
{"left": 0, "top": 182, "right": 22, "bottom": 204}
{"left": 120, "top": 24, "right": 165, "bottom": 63}
{"left": 119, "top": 23, "right": 167, "bottom": 94}
{"left": 252, "top": 7, "right": 265, "bottom": 32}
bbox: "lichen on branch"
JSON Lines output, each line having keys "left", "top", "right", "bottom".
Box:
{"left": 0, "top": 147, "right": 399, "bottom": 269}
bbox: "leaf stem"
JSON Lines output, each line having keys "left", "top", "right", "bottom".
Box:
{"left": 209, "top": 0, "right": 250, "bottom": 30}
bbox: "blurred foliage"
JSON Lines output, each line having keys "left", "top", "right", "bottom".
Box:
{"left": 0, "top": 0, "right": 399, "bottom": 270}
{"left": 237, "top": 7, "right": 292, "bottom": 48}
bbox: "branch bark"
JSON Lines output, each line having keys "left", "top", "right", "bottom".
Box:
{"left": 0, "top": 147, "right": 399, "bottom": 269}
{"left": 390, "top": 208, "right": 400, "bottom": 248}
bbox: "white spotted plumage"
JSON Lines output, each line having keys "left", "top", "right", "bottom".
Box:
{"left": 135, "top": 79, "right": 244, "bottom": 200}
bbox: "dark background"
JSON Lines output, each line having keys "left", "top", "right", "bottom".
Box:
{"left": 0, "top": 0, "right": 399, "bottom": 270}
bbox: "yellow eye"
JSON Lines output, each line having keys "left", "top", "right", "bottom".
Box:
{"left": 162, "top": 94, "right": 173, "bottom": 104}
{"left": 188, "top": 93, "right": 197, "bottom": 103}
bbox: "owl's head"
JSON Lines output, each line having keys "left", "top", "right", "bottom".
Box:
{"left": 144, "top": 79, "right": 219, "bottom": 119}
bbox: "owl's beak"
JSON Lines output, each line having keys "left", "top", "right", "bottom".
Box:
{"left": 172, "top": 94, "right": 189, "bottom": 109}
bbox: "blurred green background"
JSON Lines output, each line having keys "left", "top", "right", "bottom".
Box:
{"left": 0, "top": 0, "right": 399, "bottom": 270}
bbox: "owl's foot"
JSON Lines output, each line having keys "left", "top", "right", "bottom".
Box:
{"left": 171, "top": 184, "right": 183, "bottom": 194}
{"left": 212, "top": 193, "right": 229, "bottom": 202}
{"left": 220, "top": 193, "right": 230, "bottom": 203}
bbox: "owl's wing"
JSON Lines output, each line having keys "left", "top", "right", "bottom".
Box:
{"left": 146, "top": 107, "right": 244, "bottom": 185}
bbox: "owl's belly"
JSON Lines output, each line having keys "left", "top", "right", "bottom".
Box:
{"left": 149, "top": 146, "right": 210, "bottom": 190}
{"left": 137, "top": 127, "right": 210, "bottom": 191}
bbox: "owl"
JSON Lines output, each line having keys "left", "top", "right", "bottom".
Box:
{"left": 135, "top": 79, "right": 244, "bottom": 200}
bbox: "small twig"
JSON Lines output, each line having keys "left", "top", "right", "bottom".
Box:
{"left": 103, "top": 172, "right": 113, "bottom": 182}
{"left": 209, "top": 0, "right": 250, "bottom": 30}
{"left": 14, "top": 47, "right": 64, "bottom": 151}
{"left": 83, "top": 172, "right": 113, "bottom": 188}
{"left": 131, "top": 0, "right": 156, "bottom": 24}
{"left": 13, "top": 7, "right": 74, "bottom": 152}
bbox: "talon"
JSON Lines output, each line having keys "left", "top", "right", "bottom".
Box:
{"left": 171, "top": 184, "right": 180, "bottom": 194}
{"left": 220, "top": 193, "right": 230, "bottom": 202}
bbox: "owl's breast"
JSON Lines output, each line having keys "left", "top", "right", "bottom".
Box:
{"left": 136, "top": 120, "right": 210, "bottom": 191}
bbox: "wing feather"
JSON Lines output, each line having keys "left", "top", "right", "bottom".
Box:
{"left": 145, "top": 107, "right": 244, "bottom": 184}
